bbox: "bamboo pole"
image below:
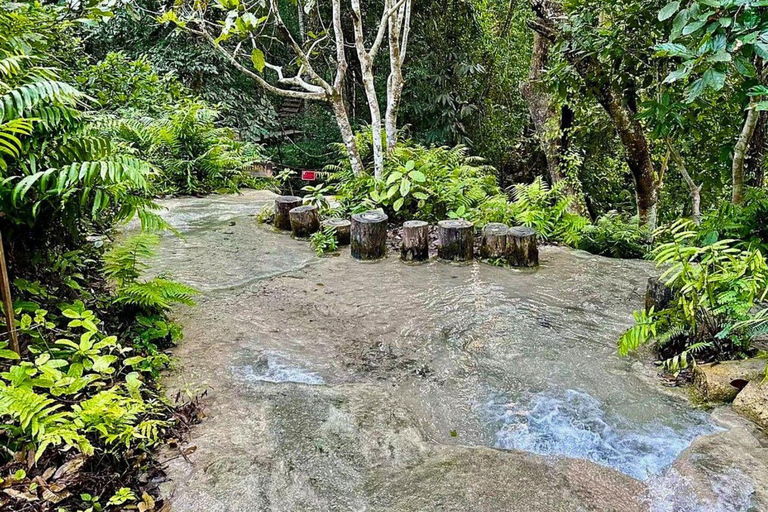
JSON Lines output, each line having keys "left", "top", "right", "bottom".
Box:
{"left": 0, "top": 230, "right": 19, "bottom": 354}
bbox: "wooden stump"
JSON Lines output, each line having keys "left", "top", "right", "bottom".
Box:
{"left": 645, "top": 276, "right": 675, "bottom": 313}
{"left": 275, "top": 195, "right": 303, "bottom": 230}
{"left": 507, "top": 226, "right": 538, "bottom": 267}
{"left": 289, "top": 205, "right": 320, "bottom": 239}
{"left": 401, "top": 220, "right": 429, "bottom": 262}
{"left": 323, "top": 218, "right": 352, "bottom": 246}
{"left": 437, "top": 219, "right": 474, "bottom": 262}
{"left": 480, "top": 223, "right": 509, "bottom": 259}
{"left": 351, "top": 210, "right": 389, "bottom": 261}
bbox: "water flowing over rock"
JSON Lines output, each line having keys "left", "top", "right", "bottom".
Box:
{"left": 142, "top": 191, "right": 768, "bottom": 511}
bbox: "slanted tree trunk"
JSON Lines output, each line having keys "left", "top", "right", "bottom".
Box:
{"left": 529, "top": 0, "right": 660, "bottom": 229}
{"left": 733, "top": 100, "right": 760, "bottom": 205}
{"left": 668, "top": 144, "right": 702, "bottom": 225}
{"left": 746, "top": 110, "right": 767, "bottom": 189}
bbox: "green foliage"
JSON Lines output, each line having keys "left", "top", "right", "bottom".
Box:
{"left": 78, "top": 51, "right": 185, "bottom": 113}
{"left": 0, "top": 307, "right": 168, "bottom": 462}
{"left": 330, "top": 139, "right": 499, "bottom": 223}
{"left": 695, "top": 188, "right": 768, "bottom": 252}
{"left": 104, "top": 100, "right": 263, "bottom": 195}
{"left": 104, "top": 233, "right": 199, "bottom": 312}
{"left": 618, "top": 221, "right": 768, "bottom": 370}
{"left": 578, "top": 212, "right": 650, "bottom": 258}
{"left": 0, "top": 4, "right": 164, "bottom": 278}
{"left": 310, "top": 227, "right": 339, "bottom": 257}
{"left": 655, "top": 0, "right": 768, "bottom": 105}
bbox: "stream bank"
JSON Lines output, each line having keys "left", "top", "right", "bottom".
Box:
{"left": 145, "top": 191, "right": 768, "bottom": 511}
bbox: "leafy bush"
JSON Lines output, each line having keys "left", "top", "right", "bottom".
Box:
{"left": 619, "top": 221, "right": 768, "bottom": 370}
{"left": 328, "top": 140, "right": 499, "bottom": 222}
{"left": 472, "top": 178, "right": 589, "bottom": 245}
{"left": 104, "top": 100, "right": 264, "bottom": 195}
{"left": 0, "top": 305, "right": 168, "bottom": 462}
{"left": 695, "top": 188, "right": 768, "bottom": 252}
{"left": 578, "top": 212, "right": 650, "bottom": 259}
{"left": 79, "top": 51, "right": 185, "bottom": 113}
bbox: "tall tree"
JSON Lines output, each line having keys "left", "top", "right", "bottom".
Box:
{"left": 160, "top": 0, "right": 412, "bottom": 179}
{"left": 528, "top": 0, "right": 661, "bottom": 227}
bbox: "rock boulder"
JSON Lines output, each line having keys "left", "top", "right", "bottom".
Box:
{"left": 733, "top": 380, "right": 768, "bottom": 429}
{"left": 693, "top": 359, "right": 766, "bottom": 402}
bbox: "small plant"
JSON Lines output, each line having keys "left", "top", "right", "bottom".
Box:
{"left": 310, "top": 227, "right": 339, "bottom": 256}
{"left": 302, "top": 183, "right": 332, "bottom": 211}
{"left": 578, "top": 212, "right": 650, "bottom": 259}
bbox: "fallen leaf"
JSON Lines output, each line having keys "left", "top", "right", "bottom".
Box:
{"left": 4, "top": 488, "right": 38, "bottom": 502}
{"left": 52, "top": 455, "right": 88, "bottom": 481}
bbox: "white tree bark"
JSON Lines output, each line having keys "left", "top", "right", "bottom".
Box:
{"left": 385, "top": 0, "right": 411, "bottom": 154}
{"left": 181, "top": 0, "right": 366, "bottom": 176}
{"left": 351, "top": 0, "right": 385, "bottom": 179}
{"left": 733, "top": 99, "right": 759, "bottom": 204}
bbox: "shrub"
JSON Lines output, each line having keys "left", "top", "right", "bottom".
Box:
{"left": 103, "top": 100, "right": 264, "bottom": 195}
{"left": 618, "top": 221, "right": 768, "bottom": 370}
{"left": 328, "top": 139, "right": 499, "bottom": 222}
{"left": 578, "top": 212, "right": 650, "bottom": 259}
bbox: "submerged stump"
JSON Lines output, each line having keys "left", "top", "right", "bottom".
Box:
{"left": 323, "top": 218, "right": 352, "bottom": 246}
{"left": 351, "top": 210, "right": 388, "bottom": 261}
{"left": 437, "top": 219, "right": 474, "bottom": 262}
{"left": 507, "top": 226, "right": 538, "bottom": 267}
{"left": 289, "top": 205, "right": 320, "bottom": 239}
{"left": 480, "top": 223, "right": 509, "bottom": 260}
{"left": 645, "top": 276, "right": 676, "bottom": 313}
{"left": 401, "top": 220, "right": 429, "bottom": 262}
{"left": 275, "top": 196, "right": 303, "bottom": 230}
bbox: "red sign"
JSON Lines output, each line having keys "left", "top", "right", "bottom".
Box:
{"left": 301, "top": 170, "right": 316, "bottom": 181}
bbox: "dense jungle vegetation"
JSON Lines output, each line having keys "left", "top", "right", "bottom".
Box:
{"left": 0, "top": 0, "right": 767, "bottom": 509}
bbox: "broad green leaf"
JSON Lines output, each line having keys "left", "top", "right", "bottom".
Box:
{"left": 400, "top": 178, "right": 411, "bottom": 197}
{"left": 409, "top": 170, "right": 426, "bottom": 182}
{"left": 251, "top": 48, "right": 266, "bottom": 73}
{"left": 659, "top": 1, "right": 680, "bottom": 21}
{"left": 386, "top": 171, "right": 403, "bottom": 185}
{"left": 393, "top": 197, "right": 404, "bottom": 211}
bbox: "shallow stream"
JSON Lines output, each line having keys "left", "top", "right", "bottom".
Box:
{"left": 145, "top": 191, "right": 768, "bottom": 512}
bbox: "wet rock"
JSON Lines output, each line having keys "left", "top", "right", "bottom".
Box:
{"left": 693, "top": 359, "right": 766, "bottom": 402}
{"left": 733, "top": 380, "right": 768, "bottom": 429}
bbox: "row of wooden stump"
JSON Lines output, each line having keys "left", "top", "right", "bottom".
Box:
{"left": 274, "top": 195, "right": 539, "bottom": 267}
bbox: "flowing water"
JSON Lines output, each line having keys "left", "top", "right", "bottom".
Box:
{"left": 142, "top": 191, "right": 768, "bottom": 511}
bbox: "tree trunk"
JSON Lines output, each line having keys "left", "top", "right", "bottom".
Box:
{"left": 507, "top": 226, "right": 539, "bottom": 267}
{"left": 351, "top": 210, "right": 389, "bottom": 260}
{"left": 385, "top": 0, "right": 410, "bottom": 153}
{"left": 480, "top": 223, "right": 508, "bottom": 259}
{"left": 528, "top": 0, "right": 659, "bottom": 228}
{"left": 745, "top": 110, "right": 767, "bottom": 188}
{"left": 733, "top": 100, "right": 759, "bottom": 205}
{"left": 668, "top": 144, "right": 702, "bottom": 225}
{"left": 324, "top": 218, "right": 352, "bottom": 245}
{"left": 400, "top": 220, "right": 429, "bottom": 262}
{"left": 275, "top": 196, "right": 303, "bottom": 230}
{"left": 330, "top": 95, "right": 365, "bottom": 176}
{"left": 289, "top": 205, "right": 321, "bottom": 238}
{"left": 437, "top": 219, "right": 474, "bottom": 262}
{"left": 520, "top": 33, "right": 586, "bottom": 215}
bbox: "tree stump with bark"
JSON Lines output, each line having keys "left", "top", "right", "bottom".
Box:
{"left": 401, "top": 220, "right": 429, "bottom": 262}
{"left": 437, "top": 219, "right": 474, "bottom": 262}
{"left": 507, "top": 226, "right": 538, "bottom": 267}
{"left": 323, "top": 218, "right": 352, "bottom": 246}
{"left": 351, "top": 210, "right": 388, "bottom": 261}
{"left": 645, "top": 276, "right": 676, "bottom": 313}
{"left": 480, "top": 223, "right": 509, "bottom": 259}
{"left": 275, "top": 196, "right": 303, "bottom": 230}
{"left": 289, "top": 205, "right": 320, "bottom": 239}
